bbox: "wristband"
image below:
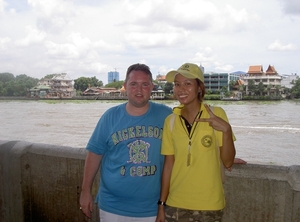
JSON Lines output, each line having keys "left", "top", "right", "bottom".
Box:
{"left": 157, "top": 200, "right": 166, "bottom": 206}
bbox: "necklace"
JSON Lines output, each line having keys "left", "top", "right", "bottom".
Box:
{"left": 179, "top": 110, "right": 203, "bottom": 166}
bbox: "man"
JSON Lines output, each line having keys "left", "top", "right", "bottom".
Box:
{"left": 79, "top": 63, "right": 172, "bottom": 221}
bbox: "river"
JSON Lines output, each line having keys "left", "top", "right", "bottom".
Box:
{"left": 1, "top": 100, "right": 299, "bottom": 166}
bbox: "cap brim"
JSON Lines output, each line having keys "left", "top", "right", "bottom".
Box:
{"left": 166, "top": 70, "right": 200, "bottom": 82}
{"left": 165, "top": 71, "right": 178, "bottom": 82}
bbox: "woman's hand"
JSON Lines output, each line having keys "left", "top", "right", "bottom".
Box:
{"left": 155, "top": 206, "right": 166, "bottom": 222}
{"left": 196, "top": 104, "right": 231, "bottom": 133}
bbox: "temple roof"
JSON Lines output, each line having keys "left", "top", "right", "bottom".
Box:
{"left": 266, "top": 65, "right": 278, "bottom": 75}
{"left": 247, "top": 65, "right": 263, "bottom": 75}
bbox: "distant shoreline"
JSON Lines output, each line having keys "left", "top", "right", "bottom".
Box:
{"left": 0, "top": 96, "right": 293, "bottom": 101}
{"left": 0, "top": 96, "right": 174, "bottom": 101}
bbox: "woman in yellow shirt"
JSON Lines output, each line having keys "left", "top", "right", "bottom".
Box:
{"left": 156, "top": 63, "right": 236, "bottom": 222}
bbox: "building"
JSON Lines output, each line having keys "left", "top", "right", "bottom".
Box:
{"left": 241, "top": 65, "right": 282, "bottom": 96}
{"left": 204, "top": 72, "right": 240, "bottom": 92}
{"left": 30, "top": 73, "right": 76, "bottom": 98}
{"left": 82, "top": 87, "right": 122, "bottom": 97}
{"left": 108, "top": 71, "right": 119, "bottom": 84}
{"left": 280, "top": 74, "right": 298, "bottom": 89}
{"left": 155, "top": 65, "right": 239, "bottom": 93}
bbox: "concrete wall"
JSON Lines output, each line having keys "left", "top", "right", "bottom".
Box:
{"left": 0, "top": 140, "right": 299, "bottom": 222}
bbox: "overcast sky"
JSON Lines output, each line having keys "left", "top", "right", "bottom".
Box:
{"left": 0, "top": 0, "right": 299, "bottom": 84}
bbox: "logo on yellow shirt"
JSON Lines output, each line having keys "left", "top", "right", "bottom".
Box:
{"left": 201, "top": 135, "right": 213, "bottom": 148}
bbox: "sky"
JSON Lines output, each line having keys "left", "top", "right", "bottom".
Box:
{"left": 0, "top": 0, "right": 299, "bottom": 84}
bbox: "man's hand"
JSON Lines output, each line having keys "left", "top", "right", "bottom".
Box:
{"left": 79, "top": 190, "right": 93, "bottom": 219}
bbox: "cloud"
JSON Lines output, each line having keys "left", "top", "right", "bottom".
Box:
{"left": 0, "top": 37, "right": 11, "bottom": 50}
{"left": 93, "top": 40, "right": 124, "bottom": 51}
{"left": 27, "top": 0, "right": 77, "bottom": 32}
{"left": 45, "top": 41, "right": 80, "bottom": 59}
{"left": 268, "top": 40, "right": 297, "bottom": 51}
{"left": 190, "top": 47, "right": 235, "bottom": 72}
{"left": 0, "top": 0, "right": 6, "bottom": 14}
{"left": 215, "top": 64, "right": 234, "bottom": 72}
{"left": 1, "top": 0, "right": 300, "bottom": 81}
{"left": 280, "top": 0, "right": 300, "bottom": 15}
{"left": 125, "top": 29, "right": 188, "bottom": 49}
{"left": 14, "top": 26, "right": 47, "bottom": 47}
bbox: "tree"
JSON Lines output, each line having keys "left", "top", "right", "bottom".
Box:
{"left": 266, "top": 84, "right": 273, "bottom": 96}
{"left": 229, "top": 80, "right": 236, "bottom": 91}
{"left": 238, "top": 84, "right": 245, "bottom": 94}
{"left": 74, "top": 76, "right": 103, "bottom": 92}
{"left": 105, "top": 81, "right": 124, "bottom": 89}
{"left": 257, "top": 82, "right": 265, "bottom": 96}
{"left": 290, "top": 78, "right": 300, "bottom": 98}
{"left": 0, "top": 73, "right": 38, "bottom": 96}
{"left": 206, "top": 89, "right": 213, "bottom": 95}
{"left": 247, "top": 79, "right": 256, "bottom": 96}
{"left": 41, "top": 74, "right": 56, "bottom": 80}
{"left": 0, "top": 72, "right": 14, "bottom": 83}
{"left": 90, "top": 76, "right": 103, "bottom": 87}
{"left": 164, "top": 82, "right": 173, "bottom": 94}
{"left": 221, "top": 85, "right": 228, "bottom": 93}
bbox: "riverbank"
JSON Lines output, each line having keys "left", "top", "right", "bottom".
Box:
{"left": 0, "top": 95, "right": 291, "bottom": 101}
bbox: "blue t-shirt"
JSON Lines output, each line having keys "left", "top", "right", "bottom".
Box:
{"left": 86, "top": 101, "right": 172, "bottom": 217}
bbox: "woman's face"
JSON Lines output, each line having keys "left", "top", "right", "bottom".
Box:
{"left": 173, "top": 74, "right": 201, "bottom": 105}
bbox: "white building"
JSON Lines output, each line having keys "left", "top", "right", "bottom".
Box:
{"left": 242, "top": 65, "right": 282, "bottom": 96}
{"left": 280, "top": 74, "right": 299, "bottom": 89}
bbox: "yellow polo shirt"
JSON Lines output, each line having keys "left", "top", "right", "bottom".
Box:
{"left": 161, "top": 104, "right": 236, "bottom": 210}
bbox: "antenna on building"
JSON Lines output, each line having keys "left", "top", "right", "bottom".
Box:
{"left": 199, "top": 62, "right": 204, "bottom": 73}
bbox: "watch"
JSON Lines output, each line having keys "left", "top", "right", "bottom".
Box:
{"left": 157, "top": 200, "right": 166, "bottom": 206}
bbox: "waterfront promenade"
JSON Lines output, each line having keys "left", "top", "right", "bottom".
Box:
{"left": 1, "top": 140, "right": 299, "bottom": 222}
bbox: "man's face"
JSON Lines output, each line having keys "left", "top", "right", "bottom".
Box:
{"left": 124, "top": 70, "right": 153, "bottom": 108}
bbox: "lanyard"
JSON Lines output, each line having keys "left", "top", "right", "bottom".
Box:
{"left": 179, "top": 110, "right": 203, "bottom": 166}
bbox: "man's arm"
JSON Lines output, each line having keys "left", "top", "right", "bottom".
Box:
{"left": 80, "top": 151, "right": 102, "bottom": 219}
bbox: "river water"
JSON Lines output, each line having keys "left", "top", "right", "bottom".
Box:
{"left": 1, "top": 100, "right": 300, "bottom": 166}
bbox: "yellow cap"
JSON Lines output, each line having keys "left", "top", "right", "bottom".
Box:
{"left": 166, "top": 63, "right": 204, "bottom": 82}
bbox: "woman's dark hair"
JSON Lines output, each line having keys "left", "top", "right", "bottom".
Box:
{"left": 196, "top": 79, "right": 205, "bottom": 102}
{"left": 125, "top": 63, "right": 153, "bottom": 82}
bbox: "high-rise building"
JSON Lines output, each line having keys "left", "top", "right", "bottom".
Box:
{"left": 203, "top": 72, "right": 240, "bottom": 92}
{"left": 108, "top": 71, "right": 119, "bottom": 84}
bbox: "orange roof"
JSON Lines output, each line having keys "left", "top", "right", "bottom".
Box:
{"left": 248, "top": 65, "right": 263, "bottom": 75}
{"left": 237, "top": 79, "right": 244, "bottom": 85}
{"left": 156, "top": 75, "right": 166, "bottom": 81}
{"left": 265, "top": 65, "right": 277, "bottom": 75}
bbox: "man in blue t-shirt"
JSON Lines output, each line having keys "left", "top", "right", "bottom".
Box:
{"left": 80, "top": 63, "right": 172, "bottom": 221}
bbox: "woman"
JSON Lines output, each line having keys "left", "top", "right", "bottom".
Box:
{"left": 156, "top": 63, "right": 236, "bottom": 222}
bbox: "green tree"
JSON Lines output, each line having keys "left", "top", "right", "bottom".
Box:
{"left": 0, "top": 73, "right": 38, "bottom": 96}
{"left": 164, "top": 82, "right": 173, "bottom": 94}
{"left": 229, "top": 80, "right": 236, "bottom": 91}
{"left": 257, "top": 82, "right": 265, "bottom": 96}
{"left": 238, "top": 84, "right": 245, "bottom": 94}
{"left": 105, "top": 81, "right": 124, "bottom": 89}
{"left": 206, "top": 89, "right": 212, "bottom": 95}
{"left": 247, "top": 79, "right": 256, "bottom": 96}
{"left": 74, "top": 76, "right": 103, "bottom": 92}
{"left": 290, "top": 78, "right": 300, "bottom": 98}
{"left": 0, "top": 72, "right": 14, "bottom": 83}
{"left": 41, "top": 74, "right": 56, "bottom": 80}
{"left": 15, "top": 74, "right": 39, "bottom": 96}
{"left": 221, "top": 85, "right": 228, "bottom": 93}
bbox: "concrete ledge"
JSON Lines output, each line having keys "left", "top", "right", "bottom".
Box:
{"left": 0, "top": 140, "right": 99, "bottom": 222}
{"left": 1, "top": 140, "right": 299, "bottom": 222}
{"left": 225, "top": 163, "right": 300, "bottom": 191}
